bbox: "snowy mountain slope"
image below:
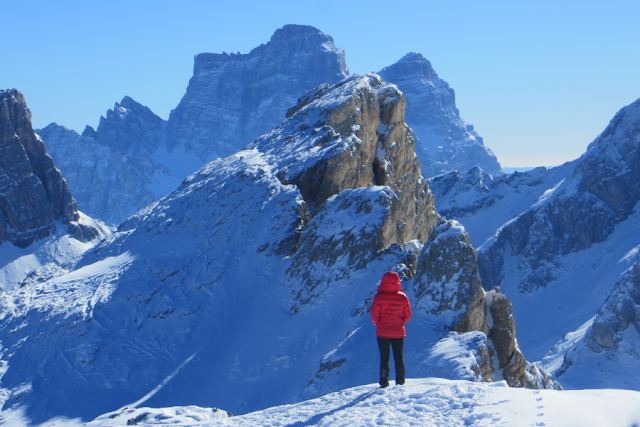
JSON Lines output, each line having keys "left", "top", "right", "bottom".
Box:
{"left": 0, "top": 215, "right": 111, "bottom": 292}
{"left": 475, "top": 98, "right": 640, "bottom": 383}
{"left": 427, "top": 162, "right": 575, "bottom": 247}
{"left": 541, "top": 247, "right": 640, "bottom": 390}
{"left": 378, "top": 53, "right": 502, "bottom": 178}
{"left": 84, "top": 379, "right": 640, "bottom": 426}
{"left": 40, "top": 26, "right": 348, "bottom": 225}
{"left": 0, "top": 75, "right": 552, "bottom": 425}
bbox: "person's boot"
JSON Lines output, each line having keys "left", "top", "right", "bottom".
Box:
{"left": 380, "top": 367, "right": 390, "bottom": 388}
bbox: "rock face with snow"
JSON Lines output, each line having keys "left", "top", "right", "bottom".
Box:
{"left": 38, "top": 122, "right": 165, "bottom": 225}
{"left": 412, "top": 220, "right": 487, "bottom": 334}
{"left": 543, "top": 253, "right": 640, "bottom": 390}
{"left": 166, "top": 24, "right": 349, "bottom": 162}
{"left": 586, "top": 257, "right": 640, "bottom": 352}
{"left": 427, "top": 163, "right": 575, "bottom": 246}
{"left": 0, "top": 75, "right": 547, "bottom": 424}
{"left": 0, "top": 89, "right": 80, "bottom": 248}
{"left": 94, "top": 96, "right": 166, "bottom": 154}
{"left": 378, "top": 53, "right": 501, "bottom": 177}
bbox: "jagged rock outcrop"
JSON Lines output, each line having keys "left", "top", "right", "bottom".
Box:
{"left": 94, "top": 96, "right": 166, "bottom": 154}
{"left": 412, "top": 220, "right": 488, "bottom": 334}
{"left": 485, "top": 288, "right": 561, "bottom": 389}
{"left": 252, "top": 75, "right": 435, "bottom": 237}
{"left": 166, "top": 24, "right": 349, "bottom": 162}
{"left": 378, "top": 53, "right": 501, "bottom": 177}
{"left": 411, "top": 224, "right": 560, "bottom": 389}
{"left": 253, "top": 74, "right": 437, "bottom": 311}
{"left": 0, "top": 89, "right": 78, "bottom": 248}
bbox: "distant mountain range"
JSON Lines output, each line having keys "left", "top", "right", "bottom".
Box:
{"left": 38, "top": 25, "right": 500, "bottom": 225}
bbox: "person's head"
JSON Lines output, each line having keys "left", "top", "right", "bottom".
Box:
{"left": 378, "top": 271, "right": 401, "bottom": 292}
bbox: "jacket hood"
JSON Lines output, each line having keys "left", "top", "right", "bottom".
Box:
{"left": 378, "top": 271, "right": 402, "bottom": 292}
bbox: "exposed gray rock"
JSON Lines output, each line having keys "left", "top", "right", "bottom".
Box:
{"left": 251, "top": 74, "right": 436, "bottom": 243}
{"left": 486, "top": 289, "right": 562, "bottom": 389}
{"left": 251, "top": 74, "right": 435, "bottom": 311}
{"left": 586, "top": 255, "right": 640, "bottom": 352}
{"left": 166, "top": 24, "right": 349, "bottom": 162}
{"left": 37, "top": 123, "right": 162, "bottom": 225}
{"left": 412, "top": 220, "right": 488, "bottom": 334}
{"left": 0, "top": 89, "right": 78, "bottom": 248}
{"left": 94, "top": 96, "right": 166, "bottom": 155}
{"left": 378, "top": 53, "right": 501, "bottom": 177}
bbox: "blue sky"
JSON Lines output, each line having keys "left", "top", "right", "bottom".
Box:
{"left": 3, "top": 0, "right": 639, "bottom": 167}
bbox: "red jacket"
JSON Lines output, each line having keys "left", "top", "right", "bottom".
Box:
{"left": 371, "top": 272, "right": 412, "bottom": 338}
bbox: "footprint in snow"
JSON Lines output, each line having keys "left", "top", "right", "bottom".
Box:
{"left": 536, "top": 397, "right": 542, "bottom": 402}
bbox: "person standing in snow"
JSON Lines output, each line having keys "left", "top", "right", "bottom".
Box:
{"left": 370, "top": 271, "right": 412, "bottom": 388}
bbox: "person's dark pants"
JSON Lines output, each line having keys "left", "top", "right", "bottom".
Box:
{"left": 377, "top": 336, "right": 405, "bottom": 387}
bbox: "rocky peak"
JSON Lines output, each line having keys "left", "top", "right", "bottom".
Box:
{"left": 412, "top": 219, "right": 488, "bottom": 334}
{"left": 484, "top": 288, "right": 562, "bottom": 389}
{"left": 251, "top": 73, "right": 435, "bottom": 244}
{"left": 82, "top": 125, "right": 97, "bottom": 139}
{"left": 167, "top": 25, "right": 349, "bottom": 162}
{"left": 575, "top": 98, "right": 640, "bottom": 219}
{"left": 95, "top": 96, "right": 166, "bottom": 154}
{"left": 0, "top": 89, "right": 79, "bottom": 248}
{"left": 378, "top": 53, "right": 501, "bottom": 177}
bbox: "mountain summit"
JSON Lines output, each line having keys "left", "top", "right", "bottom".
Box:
{"left": 378, "top": 53, "right": 501, "bottom": 177}
{"left": 166, "top": 24, "right": 349, "bottom": 162}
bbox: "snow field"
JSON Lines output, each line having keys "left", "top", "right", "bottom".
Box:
{"left": 81, "top": 378, "right": 640, "bottom": 426}
{"left": 222, "top": 378, "right": 640, "bottom": 426}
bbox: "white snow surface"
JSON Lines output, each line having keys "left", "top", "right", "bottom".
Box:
{"left": 0, "top": 214, "right": 112, "bottom": 291}
{"left": 13, "top": 378, "right": 640, "bottom": 426}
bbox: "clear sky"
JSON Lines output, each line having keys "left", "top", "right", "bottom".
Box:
{"left": 3, "top": 0, "right": 639, "bottom": 167}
